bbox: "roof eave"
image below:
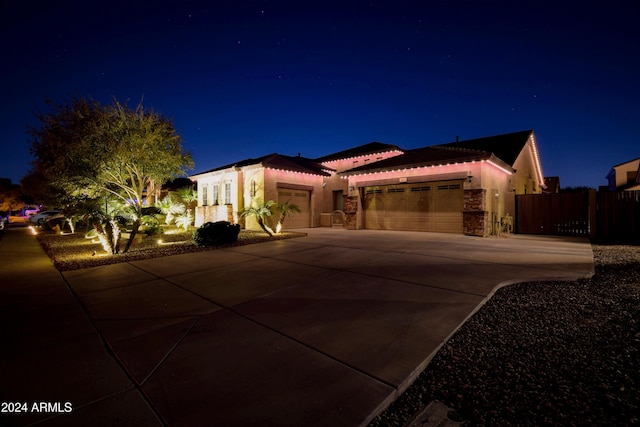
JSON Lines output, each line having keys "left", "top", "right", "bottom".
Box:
{"left": 339, "top": 153, "right": 492, "bottom": 177}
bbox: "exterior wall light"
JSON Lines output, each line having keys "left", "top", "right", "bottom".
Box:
{"left": 467, "top": 173, "right": 473, "bottom": 183}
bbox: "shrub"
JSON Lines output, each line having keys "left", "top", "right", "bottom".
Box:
{"left": 141, "top": 214, "right": 163, "bottom": 236}
{"left": 192, "top": 221, "right": 240, "bottom": 247}
{"left": 141, "top": 206, "right": 162, "bottom": 216}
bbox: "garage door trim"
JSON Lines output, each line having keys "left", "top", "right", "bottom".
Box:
{"left": 276, "top": 182, "right": 314, "bottom": 191}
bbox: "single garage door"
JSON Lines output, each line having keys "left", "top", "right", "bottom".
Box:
{"left": 278, "top": 189, "right": 310, "bottom": 229}
{"left": 363, "top": 180, "right": 463, "bottom": 233}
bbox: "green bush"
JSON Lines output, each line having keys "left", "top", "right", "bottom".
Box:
{"left": 141, "top": 214, "right": 163, "bottom": 236}
{"left": 141, "top": 206, "right": 162, "bottom": 216}
{"left": 192, "top": 221, "right": 240, "bottom": 247}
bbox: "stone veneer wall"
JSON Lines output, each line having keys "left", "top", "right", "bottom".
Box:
{"left": 463, "top": 189, "right": 487, "bottom": 236}
{"left": 195, "top": 205, "right": 235, "bottom": 227}
{"left": 343, "top": 195, "right": 359, "bottom": 230}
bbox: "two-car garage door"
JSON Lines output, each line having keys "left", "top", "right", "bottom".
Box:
{"left": 363, "top": 180, "right": 463, "bottom": 233}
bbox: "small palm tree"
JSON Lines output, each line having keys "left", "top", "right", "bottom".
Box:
{"left": 275, "top": 200, "right": 301, "bottom": 233}
{"left": 174, "top": 210, "right": 193, "bottom": 231}
{"left": 156, "top": 195, "right": 185, "bottom": 225}
{"left": 241, "top": 199, "right": 276, "bottom": 236}
{"left": 176, "top": 186, "right": 197, "bottom": 215}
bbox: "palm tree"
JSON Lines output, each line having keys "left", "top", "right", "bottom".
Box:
{"left": 176, "top": 186, "right": 197, "bottom": 228}
{"left": 176, "top": 186, "right": 197, "bottom": 212}
{"left": 275, "top": 200, "right": 301, "bottom": 233}
{"left": 174, "top": 210, "right": 193, "bottom": 231}
{"left": 156, "top": 195, "right": 185, "bottom": 225}
{"left": 241, "top": 199, "right": 276, "bottom": 236}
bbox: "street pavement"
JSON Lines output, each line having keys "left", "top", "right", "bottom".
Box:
{"left": 0, "top": 226, "right": 594, "bottom": 426}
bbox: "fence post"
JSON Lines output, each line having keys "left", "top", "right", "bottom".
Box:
{"left": 588, "top": 189, "right": 597, "bottom": 239}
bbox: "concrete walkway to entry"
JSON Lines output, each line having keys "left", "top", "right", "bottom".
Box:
{"left": 0, "top": 226, "right": 594, "bottom": 426}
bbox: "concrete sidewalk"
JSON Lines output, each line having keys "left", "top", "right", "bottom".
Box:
{"left": 0, "top": 226, "right": 594, "bottom": 426}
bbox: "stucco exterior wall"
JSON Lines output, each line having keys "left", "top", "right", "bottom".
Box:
{"left": 193, "top": 168, "right": 241, "bottom": 227}
{"left": 511, "top": 137, "right": 544, "bottom": 195}
{"left": 239, "top": 165, "right": 265, "bottom": 231}
{"left": 261, "top": 167, "right": 324, "bottom": 228}
{"left": 319, "top": 150, "right": 403, "bottom": 214}
{"left": 477, "top": 161, "right": 513, "bottom": 235}
{"left": 321, "top": 173, "right": 349, "bottom": 213}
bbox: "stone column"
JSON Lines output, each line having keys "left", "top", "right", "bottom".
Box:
{"left": 463, "top": 189, "right": 488, "bottom": 236}
{"left": 343, "top": 195, "right": 359, "bottom": 230}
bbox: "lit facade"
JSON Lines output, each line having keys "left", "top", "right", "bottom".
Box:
{"left": 190, "top": 130, "right": 545, "bottom": 236}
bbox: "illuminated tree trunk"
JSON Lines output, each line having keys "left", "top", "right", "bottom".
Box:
{"left": 123, "top": 218, "right": 141, "bottom": 253}
{"left": 257, "top": 217, "right": 274, "bottom": 237}
{"left": 92, "top": 219, "right": 121, "bottom": 254}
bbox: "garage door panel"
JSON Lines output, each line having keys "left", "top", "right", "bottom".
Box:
{"left": 278, "top": 190, "right": 310, "bottom": 229}
{"left": 434, "top": 213, "right": 463, "bottom": 233}
{"left": 407, "top": 214, "right": 435, "bottom": 232}
{"left": 364, "top": 180, "right": 462, "bottom": 233}
{"left": 383, "top": 211, "right": 409, "bottom": 230}
{"left": 363, "top": 190, "right": 384, "bottom": 229}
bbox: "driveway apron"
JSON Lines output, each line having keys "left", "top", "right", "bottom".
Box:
{"left": 1, "top": 227, "right": 593, "bottom": 426}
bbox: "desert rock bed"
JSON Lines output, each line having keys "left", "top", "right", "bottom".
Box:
{"left": 371, "top": 244, "right": 640, "bottom": 426}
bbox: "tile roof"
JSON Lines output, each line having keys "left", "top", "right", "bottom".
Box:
{"left": 192, "top": 130, "right": 533, "bottom": 180}
{"left": 192, "top": 153, "right": 333, "bottom": 177}
{"left": 262, "top": 153, "right": 334, "bottom": 176}
{"left": 436, "top": 130, "right": 533, "bottom": 166}
{"left": 315, "top": 141, "right": 403, "bottom": 163}
{"left": 340, "top": 145, "right": 497, "bottom": 176}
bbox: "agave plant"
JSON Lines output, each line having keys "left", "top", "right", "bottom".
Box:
{"left": 241, "top": 199, "right": 276, "bottom": 237}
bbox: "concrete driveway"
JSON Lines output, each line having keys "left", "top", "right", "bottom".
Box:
{"left": 1, "top": 227, "right": 593, "bottom": 426}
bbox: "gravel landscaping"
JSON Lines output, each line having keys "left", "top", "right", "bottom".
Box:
{"left": 36, "top": 227, "right": 306, "bottom": 271}
{"left": 370, "top": 244, "right": 640, "bottom": 426}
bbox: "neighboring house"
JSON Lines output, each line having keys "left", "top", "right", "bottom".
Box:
{"left": 606, "top": 158, "right": 640, "bottom": 191}
{"left": 190, "top": 130, "right": 545, "bottom": 236}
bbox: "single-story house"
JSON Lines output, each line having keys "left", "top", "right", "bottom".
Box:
{"left": 606, "top": 158, "right": 640, "bottom": 191}
{"left": 190, "top": 129, "right": 545, "bottom": 236}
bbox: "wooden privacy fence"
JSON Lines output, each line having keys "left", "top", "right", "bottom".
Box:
{"left": 516, "top": 190, "right": 640, "bottom": 242}
{"left": 596, "top": 191, "right": 640, "bottom": 242}
{"left": 516, "top": 192, "right": 591, "bottom": 236}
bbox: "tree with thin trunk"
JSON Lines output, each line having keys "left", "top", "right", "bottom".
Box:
{"left": 241, "top": 199, "right": 276, "bottom": 237}
{"left": 29, "top": 96, "right": 193, "bottom": 253}
{"left": 275, "top": 199, "right": 301, "bottom": 233}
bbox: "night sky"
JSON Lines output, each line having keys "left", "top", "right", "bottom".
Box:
{"left": 2, "top": 1, "right": 638, "bottom": 189}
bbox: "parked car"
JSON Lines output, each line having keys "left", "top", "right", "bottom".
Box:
{"left": 43, "top": 213, "right": 67, "bottom": 231}
{"left": 29, "top": 210, "right": 61, "bottom": 225}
